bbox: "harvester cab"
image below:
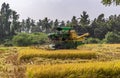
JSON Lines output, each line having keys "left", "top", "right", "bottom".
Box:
{"left": 48, "top": 27, "right": 89, "bottom": 49}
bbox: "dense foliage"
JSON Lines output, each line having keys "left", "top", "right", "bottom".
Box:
{"left": 104, "top": 32, "right": 120, "bottom": 43}
{"left": 12, "top": 33, "right": 48, "bottom": 46}
{"left": 85, "top": 38, "right": 101, "bottom": 44}
{"left": 0, "top": 3, "right": 120, "bottom": 45}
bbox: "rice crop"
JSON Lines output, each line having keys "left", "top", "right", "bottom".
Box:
{"left": 26, "top": 61, "right": 120, "bottom": 78}
{"left": 18, "top": 48, "right": 97, "bottom": 61}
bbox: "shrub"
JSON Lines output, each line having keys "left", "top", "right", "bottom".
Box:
{"left": 104, "top": 32, "right": 120, "bottom": 43}
{"left": 30, "top": 33, "right": 48, "bottom": 44}
{"left": 4, "top": 41, "right": 13, "bottom": 47}
{"left": 12, "top": 33, "right": 48, "bottom": 46}
{"left": 85, "top": 38, "right": 101, "bottom": 44}
{"left": 0, "top": 36, "right": 14, "bottom": 46}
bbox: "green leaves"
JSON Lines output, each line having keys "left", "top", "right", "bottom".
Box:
{"left": 12, "top": 33, "right": 48, "bottom": 46}
{"left": 102, "top": 0, "right": 120, "bottom": 6}
{"left": 79, "top": 11, "right": 90, "bottom": 27}
{"left": 104, "top": 32, "right": 120, "bottom": 43}
{"left": 0, "top": 2, "right": 19, "bottom": 38}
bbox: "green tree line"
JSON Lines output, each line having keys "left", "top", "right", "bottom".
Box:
{"left": 0, "top": 2, "right": 120, "bottom": 45}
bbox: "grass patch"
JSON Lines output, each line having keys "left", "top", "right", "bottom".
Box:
{"left": 0, "top": 47, "right": 9, "bottom": 52}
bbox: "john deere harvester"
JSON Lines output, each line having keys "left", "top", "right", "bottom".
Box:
{"left": 48, "top": 27, "right": 89, "bottom": 49}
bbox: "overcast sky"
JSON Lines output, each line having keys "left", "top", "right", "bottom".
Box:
{"left": 0, "top": 0, "right": 120, "bottom": 21}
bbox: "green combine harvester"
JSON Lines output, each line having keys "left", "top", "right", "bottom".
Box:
{"left": 48, "top": 27, "right": 89, "bottom": 49}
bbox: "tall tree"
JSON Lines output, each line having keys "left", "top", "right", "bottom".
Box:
{"left": 20, "top": 19, "right": 26, "bottom": 32}
{"left": 79, "top": 11, "right": 90, "bottom": 27}
{"left": 1, "top": 3, "right": 12, "bottom": 36}
{"left": 107, "top": 15, "right": 120, "bottom": 32}
{"left": 49, "top": 20, "right": 54, "bottom": 33}
{"left": 97, "top": 14, "right": 105, "bottom": 22}
{"left": 42, "top": 17, "right": 51, "bottom": 33}
{"left": 71, "top": 16, "right": 78, "bottom": 27}
{"left": 59, "top": 20, "right": 65, "bottom": 27}
{"left": 0, "top": 15, "right": 3, "bottom": 38}
{"left": 66, "top": 20, "right": 71, "bottom": 27}
{"left": 92, "top": 14, "right": 108, "bottom": 39}
{"left": 25, "top": 17, "right": 31, "bottom": 33}
{"left": 10, "top": 10, "right": 19, "bottom": 35}
{"left": 32, "top": 19, "right": 42, "bottom": 32}
{"left": 30, "top": 19, "right": 36, "bottom": 33}
{"left": 53, "top": 19, "right": 59, "bottom": 32}
{"left": 54, "top": 19, "right": 59, "bottom": 27}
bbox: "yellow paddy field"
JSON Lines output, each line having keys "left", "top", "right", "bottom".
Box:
{"left": 27, "top": 61, "right": 120, "bottom": 78}
{"left": 16, "top": 44, "right": 120, "bottom": 78}
{"left": 1, "top": 44, "right": 117, "bottom": 77}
